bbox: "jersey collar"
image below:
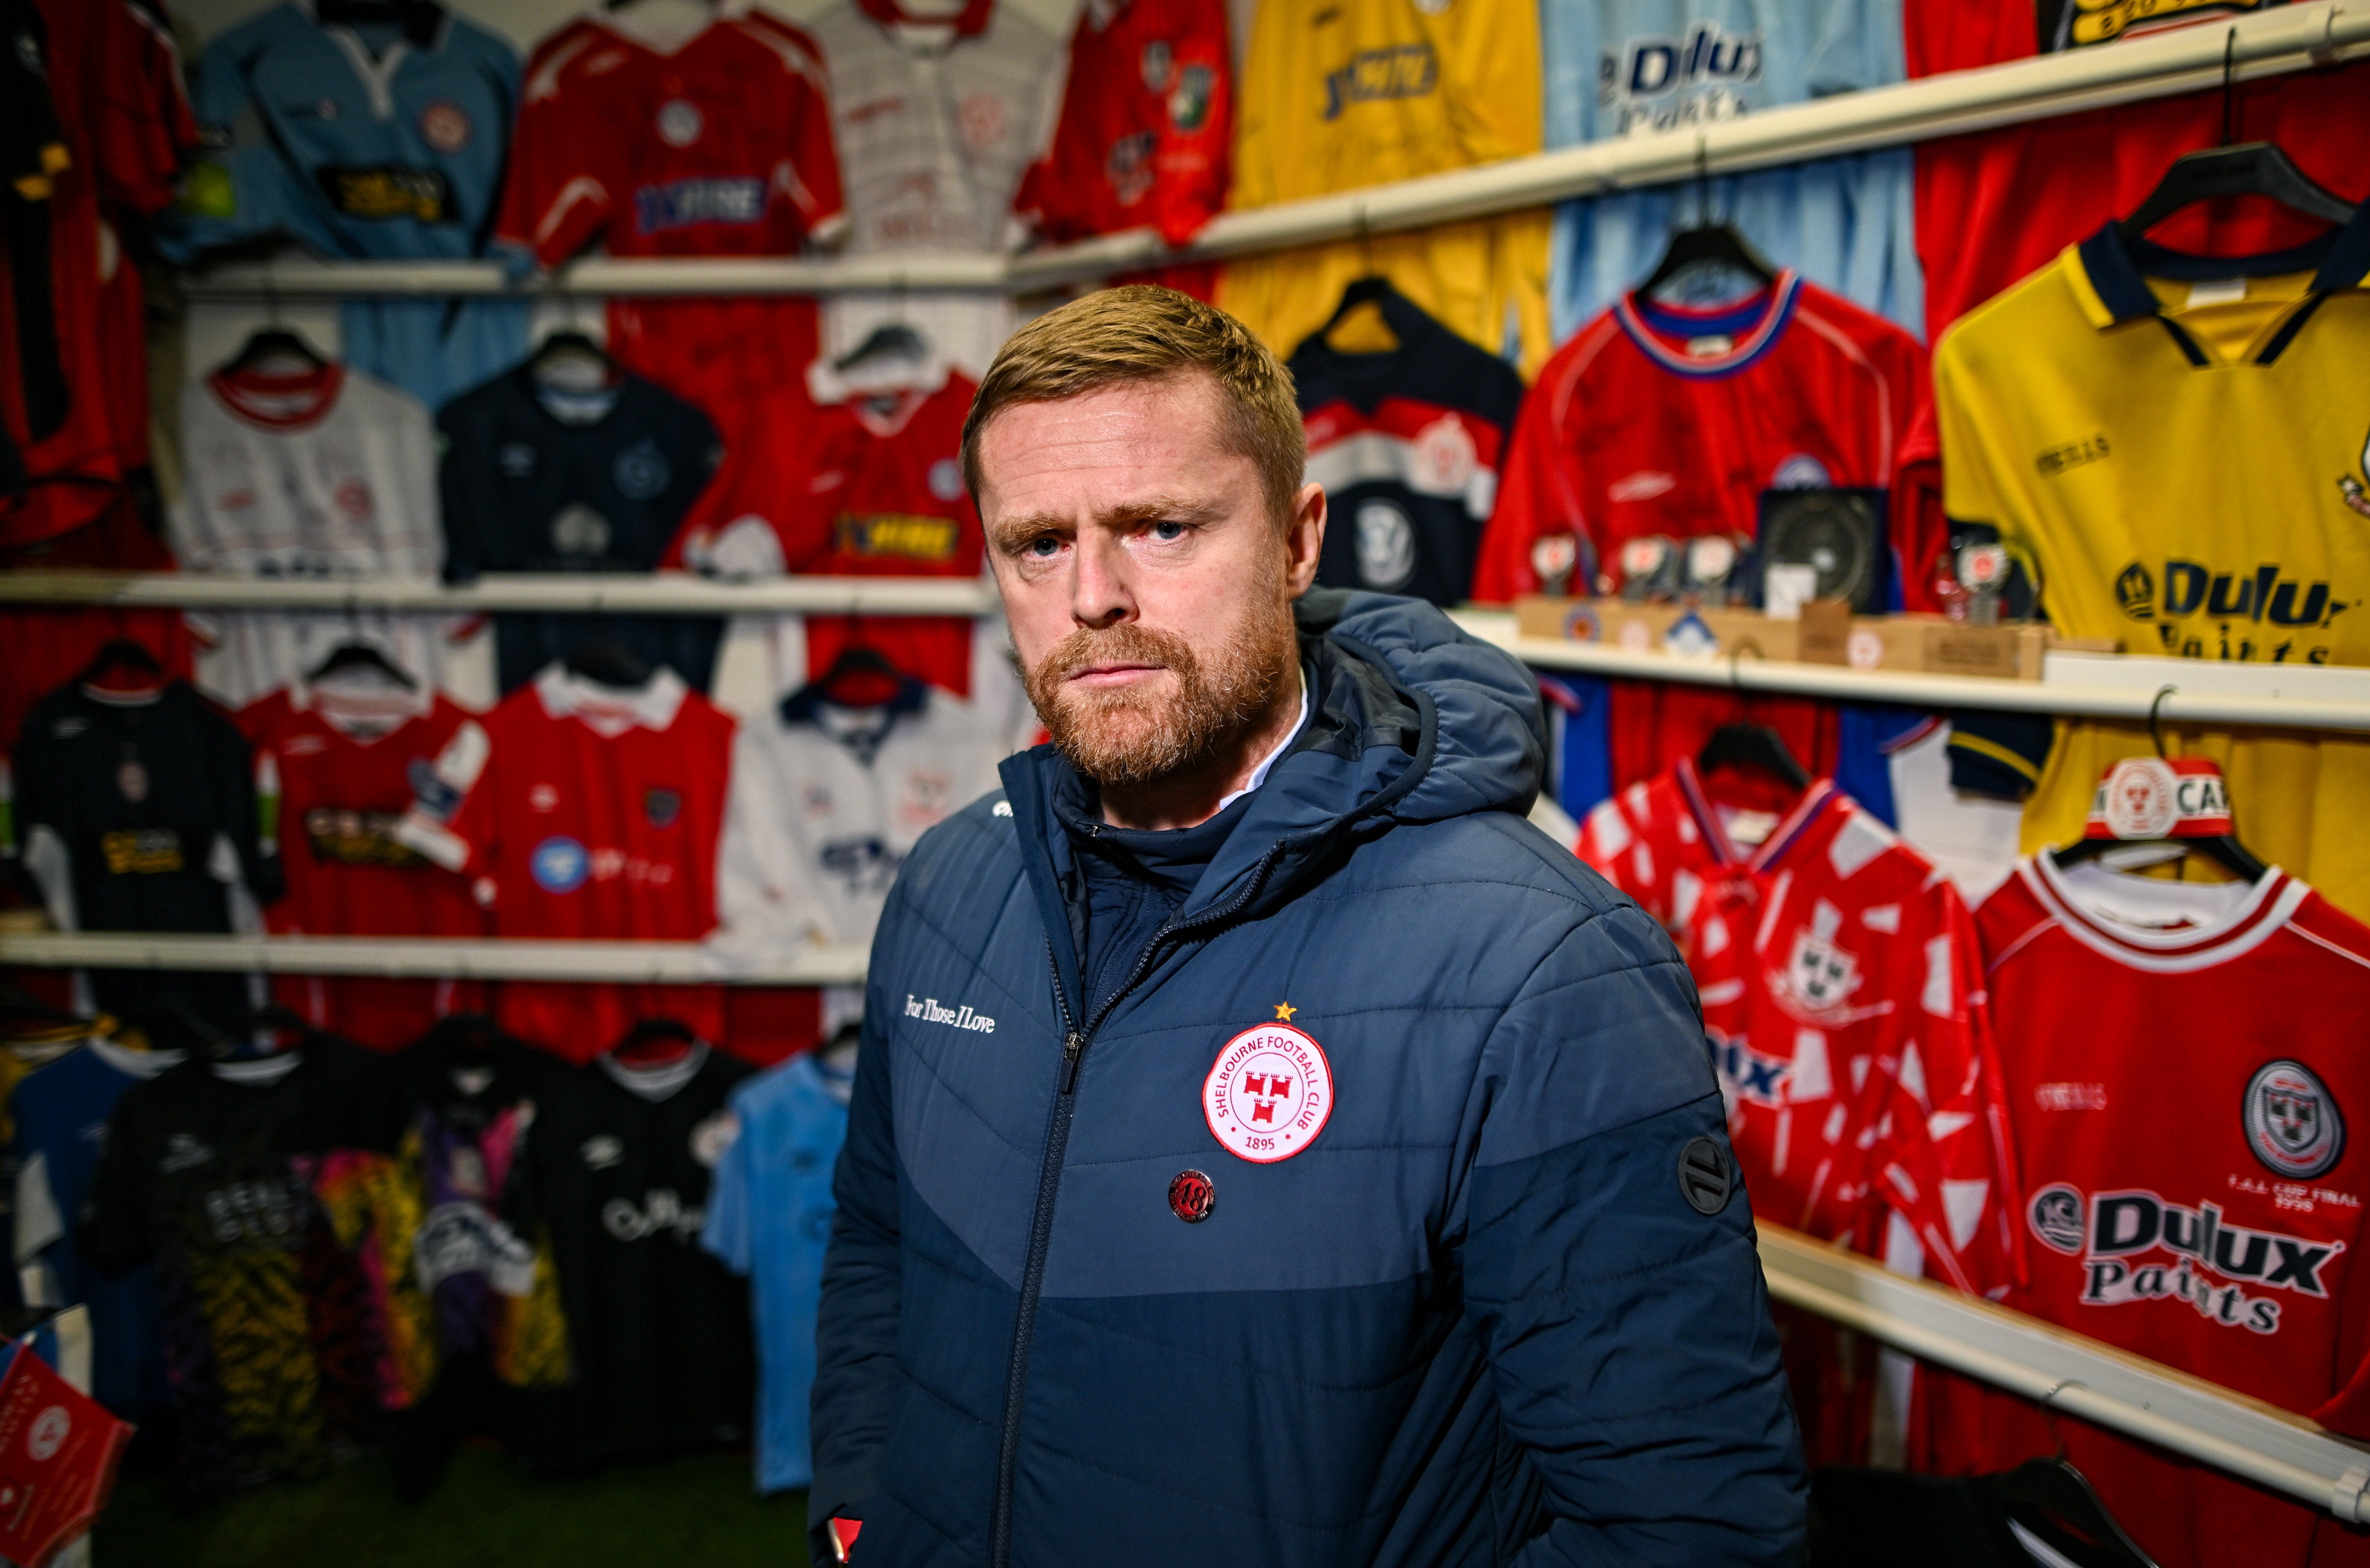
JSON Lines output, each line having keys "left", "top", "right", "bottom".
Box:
{"left": 2022, "top": 850, "right": 2304, "bottom": 973}
{"left": 534, "top": 663, "right": 689, "bottom": 735}
{"left": 1612, "top": 272, "right": 1801, "bottom": 380}
{"left": 857, "top": 0, "right": 996, "bottom": 38}
{"left": 211, "top": 364, "right": 345, "bottom": 431}
{"left": 1673, "top": 756, "right": 1840, "bottom": 873}
{"left": 2068, "top": 201, "right": 2370, "bottom": 363}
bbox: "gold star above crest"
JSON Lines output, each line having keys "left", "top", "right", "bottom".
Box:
{"left": 1273, "top": 1001, "right": 1297, "bottom": 1022}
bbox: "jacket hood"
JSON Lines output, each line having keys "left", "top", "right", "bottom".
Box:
{"left": 1000, "top": 591, "right": 1544, "bottom": 994}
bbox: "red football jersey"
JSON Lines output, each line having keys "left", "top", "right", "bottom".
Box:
{"left": 1923, "top": 856, "right": 2370, "bottom": 1568}
{"left": 1903, "top": 3, "right": 2370, "bottom": 340}
{"left": 239, "top": 685, "right": 487, "bottom": 1049}
{"left": 1578, "top": 762, "right": 2019, "bottom": 1293}
{"left": 1474, "top": 272, "right": 1931, "bottom": 605}
{"left": 670, "top": 366, "right": 984, "bottom": 695}
{"left": 396, "top": 666, "right": 734, "bottom": 1059}
{"left": 1015, "top": 0, "right": 1231, "bottom": 249}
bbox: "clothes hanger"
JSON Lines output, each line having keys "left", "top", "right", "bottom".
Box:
{"left": 1319, "top": 275, "right": 1404, "bottom": 354}
{"left": 1974, "top": 1459, "right": 2159, "bottom": 1568}
{"left": 307, "top": 640, "right": 419, "bottom": 691}
{"left": 832, "top": 322, "right": 931, "bottom": 376}
{"left": 612, "top": 1017, "right": 699, "bottom": 1067}
{"left": 526, "top": 328, "right": 623, "bottom": 394}
{"left": 78, "top": 637, "right": 166, "bottom": 696}
{"left": 220, "top": 326, "right": 331, "bottom": 379}
{"left": 2053, "top": 697, "right": 2269, "bottom": 884}
{"left": 801, "top": 642, "right": 907, "bottom": 709}
{"left": 563, "top": 637, "right": 654, "bottom": 689}
{"left": 2118, "top": 29, "right": 2354, "bottom": 248}
{"left": 1639, "top": 136, "right": 1779, "bottom": 306}
{"left": 1697, "top": 723, "right": 1810, "bottom": 792}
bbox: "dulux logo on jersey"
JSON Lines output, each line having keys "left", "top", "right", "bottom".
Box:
{"left": 2112, "top": 558, "right": 2351, "bottom": 664}
{"left": 2027, "top": 1181, "right": 2345, "bottom": 1336}
{"left": 1598, "top": 24, "right": 1763, "bottom": 135}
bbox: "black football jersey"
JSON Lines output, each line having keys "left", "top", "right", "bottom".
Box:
{"left": 10, "top": 680, "right": 277, "bottom": 1037}
{"left": 505, "top": 1044, "right": 756, "bottom": 1470}
{"left": 1289, "top": 285, "right": 1526, "bottom": 608}
{"left": 436, "top": 367, "right": 725, "bottom": 693}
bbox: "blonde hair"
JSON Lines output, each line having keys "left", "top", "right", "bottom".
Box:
{"left": 961, "top": 285, "right": 1305, "bottom": 524}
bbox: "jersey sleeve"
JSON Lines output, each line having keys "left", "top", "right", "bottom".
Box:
{"left": 494, "top": 26, "right": 615, "bottom": 268}
{"left": 1471, "top": 365, "right": 1585, "bottom": 602}
{"left": 699, "top": 1088, "right": 756, "bottom": 1274}
{"left": 1575, "top": 784, "right": 1670, "bottom": 926}
{"left": 203, "top": 703, "right": 281, "bottom": 905}
{"left": 1930, "top": 324, "right": 2010, "bottom": 537}
{"left": 713, "top": 729, "right": 803, "bottom": 953}
{"left": 774, "top": 24, "right": 846, "bottom": 247}
{"left": 78, "top": 1092, "right": 151, "bottom": 1272}
{"left": 394, "top": 716, "right": 495, "bottom": 882}
{"left": 663, "top": 388, "right": 809, "bottom": 574}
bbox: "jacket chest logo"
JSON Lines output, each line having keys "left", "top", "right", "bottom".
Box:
{"left": 1204, "top": 1018, "right": 1334, "bottom": 1163}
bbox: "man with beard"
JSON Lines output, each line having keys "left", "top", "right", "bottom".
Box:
{"left": 808, "top": 286, "right": 1805, "bottom": 1567}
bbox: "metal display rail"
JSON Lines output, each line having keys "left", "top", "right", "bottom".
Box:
{"left": 0, "top": 931, "right": 869, "bottom": 986}
{"left": 164, "top": 2, "right": 2367, "bottom": 300}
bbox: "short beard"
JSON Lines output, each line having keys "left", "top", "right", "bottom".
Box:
{"left": 1025, "top": 591, "right": 1299, "bottom": 792}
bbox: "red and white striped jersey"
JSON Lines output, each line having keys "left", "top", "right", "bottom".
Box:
{"left": 1578, "top": 760, "right": 2020, "bottom": 1299}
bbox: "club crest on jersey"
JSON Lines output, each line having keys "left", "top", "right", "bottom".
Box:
{"left": 1169, "top": 64, "right": 1215, "bottom": 133}
{"left": 116, "top": 761, "right": 148, "bottom": 803}
{"left": 2342, "top": 421, "right": 2370, "bottom": 519}
{"left": 1785, "top": 931, "right": 1859, "bottom": 1014}
{"left": 1355, "top": 500, "right": 1417, "bottom": 590}
{"left": 927, "top": 458, "right": 965, "bottom": 502}
{"left": 418, "top": 100, "right": 472, "bottom": 153}
{"left": 614, "top": 439, "right": 672, "bottom": 501}
{"left": 2027, "top": 1182, "right": 2347, "bottom": 1336}
{"left": 1203, "top": 1021, "right": 1333, "bottom": 1163}
{"left": 1106, "top": 130, "right": 1157, "bottom": 206}
{"left": 1140, "top": 39, "right": 1173, "bottom": 89}
{"left": 643, "top": 787, "right": 682, "bottom": 829}
{"left": 2247, "top": 1060, "right": 2345, "bottom": 1180}
{"left": 656, "top": 99, "right": 704, "bottom": 147}
{"left": 689, "top": 1110, "right": 739, "bottom": 1168}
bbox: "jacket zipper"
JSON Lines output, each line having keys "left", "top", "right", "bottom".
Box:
{"left": 987, "top": 847, "right": 1286, "bottom": 1568}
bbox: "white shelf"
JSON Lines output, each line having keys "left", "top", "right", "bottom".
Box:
{"left": 174, "top": 2, "right": 2368, "bottom": 300}
{"left": 1454, "top": 613, "right": 2370, "bottom": 734}
{"left": 0, "top": 570, "right": 999, "bottom": 616}
{"left": 0, "top": 932, "right": 868, "bottom": 986}
{"left": 1759, "top": 1225, "right": 2370, "bottom": 1520}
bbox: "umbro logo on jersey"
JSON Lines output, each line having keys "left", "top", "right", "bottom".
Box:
{"left": 160, "top": 1133, "right": 214, "bottom": 1175}
{"left": 1321, "top": 43, "right": 1436, "bottom": 121}
{"left": 580, "top": 1135, "right": 625, "bottom": 1170}
{"left": 904, "top": 995, "right": 997, "bottom": 1034}
{"left": 2029, "top": 1183, "right": 2347, "bottom": 1336}
{"left": 497, "top": 442, "right": 537, "bottom": 478}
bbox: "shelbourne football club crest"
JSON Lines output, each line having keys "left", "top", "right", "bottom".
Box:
{"left": 2246, "top": 1060, "right": 2344, "bottom": 1179}
{"left": 1785, "top": 931, "right": 1859, "bottom": 1014}
{"left": 1203, "top": 1015, "right": 1333, "bottom": 1163}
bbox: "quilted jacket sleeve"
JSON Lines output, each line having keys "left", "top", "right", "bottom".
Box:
{"left": 808, "top": 926, "right": 907, "bottom": 1551}
{"left": 1463, "top": 904, "right": 1807, "bottom": 1566}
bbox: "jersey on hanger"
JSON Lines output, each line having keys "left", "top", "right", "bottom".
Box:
{"left": 1578, "top": 761, "right": 2018, "bottom": 1298}
{"left": 238, "top": 683, "right": 486, "bottom": 1049}
{"left": 11, "top": 679, "right": 275, "bottom": 1037}
{"left": 701, "top": 1051, "right": 850, "bottom": 1492}
{"left": 80, "top": 1038, "right": 403, "bottom": 1495}
{"left": 9, "top": 1034, "right": 183, "bottom": 1422}
{"left": 437, "top": 364, "right": 726, "bottom": 694}
{"left": 1015, "top": 0, "right": 1231, "bottom": 250}
{"left": 506, "top": 1045, "right": 755, "bottom": 1471}
{"left": 1219, "top": 0, "right": 1551, "bottom": 374}
{"left": 714, "top": 674, "right": 1005, "bottom": 961}
{"left": 1540, "top": 0, "right": 1920, "bottom": 342}
{"left": 1475, "top": 271, "right": 1930, "bottom": 603}
{"left": 1289, "top": 285, "right": 1524, "bottom": 606}
{"left": 808, "top": 0, "right": 1062, "bottom": 378}
{"left": 173, "top": 362, "right": 459, "bottom": 709}
{"left": 669, "top": 362, "right": 985, "bottom": 697}
{"left": 1933, "top": 204, "right": 2370, "bottom": 921}
{"left": 395, "top": 665, "right": 735, "bottom": 1058}
{"left": 1923, "top": 856, "right": 2370, "bottom": 1568}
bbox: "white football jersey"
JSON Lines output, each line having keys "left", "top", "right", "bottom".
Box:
{"left": 806, "top": 0, "right": 1063, "bottom": 376}
{"left": 713, "top": 679, "right": 1008, "bottom": 957}
{"left": 173, "top": 365, "right": 462, "bottom": 705}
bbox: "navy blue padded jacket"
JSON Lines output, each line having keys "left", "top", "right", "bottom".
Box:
{"left": 811, "top": 590, "right": 1806, "bottom": 1566}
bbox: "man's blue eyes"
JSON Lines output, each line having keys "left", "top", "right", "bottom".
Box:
{"left": 1151, "top": 521, "right": 1186, "bottom": 541}
{"left": 1027, "top": 537, "right": 1060, "bottom": 557}
{"left": 1023, "top": 523, "right": 1184, "bottom": 554}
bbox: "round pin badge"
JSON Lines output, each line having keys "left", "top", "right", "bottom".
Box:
{"left": 1203, "top": 1022, "right": 1333, "bottom": 1163}
{"left": 1168, "top": 1169, "right": 1214, "bottom": 1223}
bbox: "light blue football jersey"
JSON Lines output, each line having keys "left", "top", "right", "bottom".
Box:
{"left": 169, "top": 2, "right": 527, "bottom": 408}
{"left": 701, "top": 1051, "right": 851, "bottom": 1494}
{"left": 1540, "top": 0, "right": 1923, "bottom": 341}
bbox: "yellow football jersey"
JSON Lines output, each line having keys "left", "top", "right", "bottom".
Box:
{"left": 1934, "top": 213, "right": 2370, "bottom": 919}
{"left": 1218, "top": 0, "right": 1551, "bottom": 375}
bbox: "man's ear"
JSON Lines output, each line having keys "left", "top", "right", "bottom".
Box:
{"left": 1283, "top": 481, "right": 1325, "bottom": 597}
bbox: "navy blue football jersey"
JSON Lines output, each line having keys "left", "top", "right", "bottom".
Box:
{"left": 437, "top": 367, "right": 726, "bottom": 694}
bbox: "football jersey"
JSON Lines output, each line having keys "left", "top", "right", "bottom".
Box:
{"left": 808, "top": 0, "right": 1062, "bottom": 380}
{"left": 1933, "top": 206, "right": 2370, "bottom": 921}
{"left": 506, "top": 1045, "right": 755, "bottom": 1470}
{"left": 1015, "top": 0, "right": 1231, "bottom": 249}
{"left": 436, "top": 365, "right": 727, "bottom": 695}
{"left": 1924, "top": 855, "right": 2370, "bottom": 1568}
{"left": 395, "top": 665, "right": 735, "bottom": 1058}
{"left": 1577, "top": 761, "right": 2018, "bottom": 1295}
{"left": 80, "top": 1038, "right": 403, "bottom": 1495}
{"left": 700, "top": 1049, "right": 850, "bottom": 1492}
{"left": 237, "top": 681, "right": 486, "bottom": 1050}
{"left": 1219, "top": 0, "right": 1551, "bottom": 374}
{"left": 1542, "top": 0, "right": 1921, "bottom": 341}
{"left": 9, "top": 1035, "right": 184, "bottom": 1421}
{"left": 172, "top": 362, "right": 458, "bottom": 709}
{"left": 1474, "top": 271, "right": 1930, "bottom": 603}
{"left": 11, "top": 679, "right": 275, "bottom": 1038}
{"left": 1289, "top": 283, "right": 1525, "bottom": 606}
{"left": 670, "top": 362, "right": 984, "bottom": 696}
{"left": 714, "top": 674, "right": 1005, "bottom": 960}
